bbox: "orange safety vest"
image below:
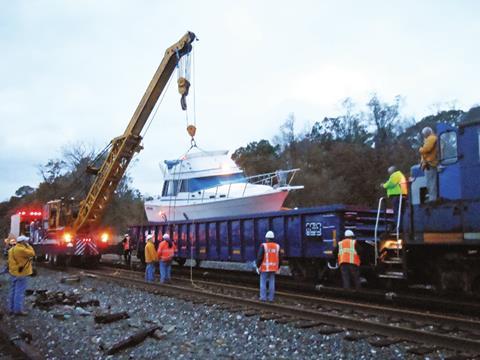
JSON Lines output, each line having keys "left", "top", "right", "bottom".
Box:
{"left": 123, "top": 239, "right": 130, "bottom": 251}
{"left": 157, "top": 240, "right": 174, "bottom": 262}
{"left": 260, "top": 242, "right": 280, "bottom": 272}
{"left": 338, "top": 239, "right": 360, "bottom": 266}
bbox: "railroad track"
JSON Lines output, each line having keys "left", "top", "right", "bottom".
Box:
{"left": 85, "top": 266, "right": 480, "bottom": 356}
{"left": 101, "top": 258, "right": 480, "bottom": 318}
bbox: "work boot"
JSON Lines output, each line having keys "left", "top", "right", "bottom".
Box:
{"left": 14, "top": 311, "right": 29, "bottom": 316}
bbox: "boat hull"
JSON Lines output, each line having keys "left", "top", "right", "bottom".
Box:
{"left": 145, "top": 190, "right": 290, "bottom": 222}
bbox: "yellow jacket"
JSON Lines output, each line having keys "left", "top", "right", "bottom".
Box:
{"left": 419, "top": 134, "right": 438, "bottom": 168}
{"left": 8, "top": 243, "right": 35, "bottom": 276}
{"left": 145, "top": 241, "right": 158, "bottom": 264}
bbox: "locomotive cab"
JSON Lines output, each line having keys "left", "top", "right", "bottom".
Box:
{"left": 406, "top": 108, "right": 480, "bottom": 292}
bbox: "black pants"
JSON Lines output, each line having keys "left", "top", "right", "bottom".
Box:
{"left": 340, "top": 263, "right": 360, "bottom": 290}
{"left": 123, "top": 250, "right": 131, "bottom": 265}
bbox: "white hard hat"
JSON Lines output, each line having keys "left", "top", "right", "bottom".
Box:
{"left": 146, "top": 234, "right": 153, "bottom": 241}
{"left": 17, "top": 235, "right": 29, "bottom": 243}
{"left": 265, "top": 231, "right": 275, "bottom": 239}
{"left": 344, "top": 230, "right": 355, "bottom": 237}
{"left": 162, "top": 233, "right": 170, "bottom": 240}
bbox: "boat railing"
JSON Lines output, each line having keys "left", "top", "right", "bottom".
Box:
{"left": 187, "top": 168, "right": 301, "bottom": 204}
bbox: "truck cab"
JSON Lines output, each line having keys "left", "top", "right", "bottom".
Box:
{"left": 10, "top": 209, "right": 43, "bottom": 241}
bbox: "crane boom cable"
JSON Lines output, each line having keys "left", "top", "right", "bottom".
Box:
{"left": 192, "top": 47, "right": 196, "bottom": 127}
{"left": 140, "top": 70, "right": 174, "bottom": 139}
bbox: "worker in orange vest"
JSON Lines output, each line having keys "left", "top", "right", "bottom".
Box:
{"left": 256, "top": 231, "right": 281, "bottom": 302}
{"left": 157, "top": 233, "right": 174, "bottom": 284}
{"left": 121, "top": 233, "right": 131, "bottom": 266}
{"left": 333, "top": 230, "right": 361, "bottom": 290}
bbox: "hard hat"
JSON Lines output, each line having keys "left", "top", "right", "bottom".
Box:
{"left": 17, "top": 235, "right": 29, "bottom": 243}
{"left": 146, "top": 234, "right": 153, "bottom": 241}
{"left": 265, "top": 231, "right": 275, "bottom": 239}
{"left": 162, "top": 233, "right": 170, "bottom": 240}
{"left": 344, "top": 230, "right": 355, "bottom": 237}
{"left": 124, "top": 233, "right": 129, "bottom": 237}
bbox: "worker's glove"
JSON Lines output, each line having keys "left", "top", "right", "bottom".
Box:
{"left": 255, "top": 267, "right": 260, "bottom": 275}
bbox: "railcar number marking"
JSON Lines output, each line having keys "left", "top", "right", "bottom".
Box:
{"left": 306, "top": 222, "right": 322, "bottom": 237}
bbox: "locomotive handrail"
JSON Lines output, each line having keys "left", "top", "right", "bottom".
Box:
{"left": 327, "top": 260, "right": 339, "bottom": 270}
{"left": 374, "top": 197, "right": 385, "bottom": 266}
{"left": 395, "top": 194, "right": 403, "bottom": 257}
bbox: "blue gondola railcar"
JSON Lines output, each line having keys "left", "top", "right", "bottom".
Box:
{"left": 129, "top": 205, "right": 392, "bottom": 280}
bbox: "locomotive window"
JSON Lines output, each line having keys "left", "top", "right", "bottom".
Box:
{"left": 439, "top": 131, "right": 458, "bottom": 165}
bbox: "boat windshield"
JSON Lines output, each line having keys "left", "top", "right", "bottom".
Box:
{"left": 162, "top": 173, "right": 245, "bottom": 196}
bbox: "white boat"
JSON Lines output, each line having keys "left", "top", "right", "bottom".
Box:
{"left": 144, "top": 149, "right": 303, "bottom": 222}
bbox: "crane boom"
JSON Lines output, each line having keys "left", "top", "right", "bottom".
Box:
{"left": 73, "top": 31, "right": 196, "bottom": 233}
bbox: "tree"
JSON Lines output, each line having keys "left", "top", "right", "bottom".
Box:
{"left": 309, "top": 98, "right": 369, "bottom": 144}
{"left": 399, "top": 109, "right": 465, "bottom": 148}
{"left": 366, "top": 94, "right": 403, "bottom": 148}
{"left": 1, "top": 143, "right": 146, "bottom": 237}
{"left": 231, "top": 140, "right": 280, "bottom": 176}
{"left": 14, "top": 185, "right": 35, "bottom": 198}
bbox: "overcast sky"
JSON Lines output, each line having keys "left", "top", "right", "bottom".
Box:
{"left": 1, "top": 0, "right": 479, "bottom": 201}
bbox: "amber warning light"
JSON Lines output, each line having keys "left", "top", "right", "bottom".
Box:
{"left": 101, "top": 233, "right": 109, "bottom": 243}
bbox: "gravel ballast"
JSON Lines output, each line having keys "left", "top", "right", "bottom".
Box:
{"left": 0, "top": 262, "right": 458, "bottom": 359}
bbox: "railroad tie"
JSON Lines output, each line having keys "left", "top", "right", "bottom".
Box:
{"left": 435, "top": 325, "right": 458, "bottom": 334}
{"left": 406, "top": 346, "right": 437, "bottom": 355}
{"left": 274, "top": 317, "right": 294, "bottom": 324}
{"left": 243, "top": 310, "right": 259, "bottom": 317}
{"left": 343, "top": 331, "right": 371, "bottom": 341}
{"left": 444, "top": 353, "right": 476, "bottom": 360}
{"left": 259, "top": 313, "right": 281, "bottom": 321}
{"left": 294, "top": 321, "right": 325, "bottom": 329}
{"left": 220, "top": 305, "right": 243, "bottom": 312}
{"left": 367, "top": 336, "right": 402, "bottom": 347}
{"left": 317, "top": 326, "right": 343, "bottom": 335}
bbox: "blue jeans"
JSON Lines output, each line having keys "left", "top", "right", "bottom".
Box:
{"left": 260, "top": 271, "right": 276, "bottom": 301}
{"left": 159, "top": 261, "right": 172, "bottom": 283}
{"left": 9, "top": 275, "right": 28, "bottom": 313}
{"left": 145, "top": 263, "right": 155, "bottom": 282}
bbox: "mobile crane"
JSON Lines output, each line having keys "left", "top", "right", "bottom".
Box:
{"left": 11, "top": 32, "right": 196, "bottom": 265}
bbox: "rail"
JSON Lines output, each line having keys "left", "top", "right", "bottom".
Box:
{"left": 374, "top": 197, "right": 385, "bottom": 266}
{"left": 396, "top": 194, "right": 403, "bottom": 257}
